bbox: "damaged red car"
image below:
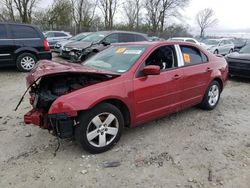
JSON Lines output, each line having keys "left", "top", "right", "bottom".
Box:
{"left": 23, "top": 41, "right": 228, "bottom": 153}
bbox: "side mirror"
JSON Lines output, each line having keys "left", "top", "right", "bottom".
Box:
{"left": 143, "top": 65, "right": 160, "bottom": 76}
{"left": 101, "top": 41, "right": 110, "bottom": 46}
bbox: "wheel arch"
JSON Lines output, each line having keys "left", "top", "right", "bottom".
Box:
{"left": 213, "top": 77, "right": 223, "bottom": 91}
{"left": 93, "top": 99, "right": 131, "bottom": 128}
{"left": 15, "top": 48, "right": 38, "bottom": 61}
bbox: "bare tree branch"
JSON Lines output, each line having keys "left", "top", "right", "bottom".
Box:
{"left": 196, "top": 8, "right": 218, "bottom": 38}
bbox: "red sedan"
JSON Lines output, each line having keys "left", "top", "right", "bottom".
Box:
{"left": 24, "top": 41, "right": 228, "bottom": 153}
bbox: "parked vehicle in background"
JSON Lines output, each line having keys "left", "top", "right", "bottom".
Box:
{"left": 61, "top": 31, "right": 148, "bottom": 61}
{"left": 231, "top": 38, "right": 248, "bottom": 52}
{"left": 169, "top": 37, "right": 203, "bottom": 45}
{"left": 53, "top": 32, "right": 91, "bottom": 54}
{"left": 225, "top": 44, "right": 250, "bottom": 78}
{"left": 149, "top": 36, "right": 164, "bottom": 41}
{"left": 203, "top": 38, "right": 234, "bottom": 55}
{"left": 44, "top": 31, "right": 72, "bottom": 48}
{"left": 23, "top": 41, "right": 228, "bottom": 153}
{"left": 0, "top": 23, "right": 51, "bottom": 72}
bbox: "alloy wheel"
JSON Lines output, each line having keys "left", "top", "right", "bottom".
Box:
{"left": 86, "top": 112, "right": 119, "bottom": 148}
{"left": 208, "top": 85, "right": 219, "bottom": 106}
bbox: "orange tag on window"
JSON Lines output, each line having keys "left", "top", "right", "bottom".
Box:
{"left": 116, "top": 48, "right": 126, "bottom": 54}
{"left": 183, "top": 53, "right": 191, "bottom": 63}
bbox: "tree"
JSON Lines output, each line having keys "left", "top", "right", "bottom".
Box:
{"left": 71, "top": 0, "right": 97, "bottom": 33}
{"left": 13, "top": 0, "right": 38, "bottom": 23}
{"left": 98, "top": 0, "right": 118, "bottom": 29}
{"left": 196, "top": 8, "right": 218, "bottom": 38}
{"left": 145, "top": 0, "right": 189, "bottom": 32}
{"left": 122, "top": 0, "right": 141, "bottom": 29}
{"left": 0, "top": 0, "right": 16, "bottom": 21}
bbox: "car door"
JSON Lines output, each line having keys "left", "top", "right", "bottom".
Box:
{"left": 133, "top": 45, "right": 184, "bottom": 124}
{"left": 178, "top": 45, "right": 212, "bottom": 109}
{"left": 0, "top": 24, "right": 15, "bottom": 65}
{"left": 219, "top": 40, "right": 227, "bottom": 54}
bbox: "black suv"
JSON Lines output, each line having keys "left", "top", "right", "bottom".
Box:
{"left": 0, "top": 23, "right": 52, "bottom": 72}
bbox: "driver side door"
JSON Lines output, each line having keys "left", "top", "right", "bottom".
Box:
{"left": 133, "top": 45, "right": 184, "bottom": 124}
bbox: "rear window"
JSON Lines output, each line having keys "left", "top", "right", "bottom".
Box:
{"left": 118, "top": 33, "right": 135, "bottom": 42}
{"left": 0, "top": 25, "right": 7, "bottom": 39}
{"left": 10, "top": 25, "right": 39, "bottom": 39}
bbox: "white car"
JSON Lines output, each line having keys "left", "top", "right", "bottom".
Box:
{"left": 169, "top": 37, "right": 203, "bottom": 45}
{"left": 203, "top": 38, "right": 235, "bottom": 55}
{"left": 44, "top": 31, "right": 72, "bottom": 48}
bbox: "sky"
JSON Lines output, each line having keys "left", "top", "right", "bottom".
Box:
{"left": 39, "top": 0, "right": 250, "bottom": 31}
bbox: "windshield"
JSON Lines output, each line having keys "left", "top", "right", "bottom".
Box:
{"left": 204, "top": 39, "right": 220, "bottom": 45}
{"left": 71, "top": 33, "right": 89, "bottom": 41}
{"left": 81, "top": 33, "right": 106, "bottom": 42}
{"left": 239, "top": 44, "right": 250, "bottom": 53}
{"left": 83, "top": 45, "right": 148, "bottom": 73}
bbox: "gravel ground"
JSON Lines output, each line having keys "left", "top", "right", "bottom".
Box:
{"left": 0, "top": 63, "right": 250, "bottom": 188}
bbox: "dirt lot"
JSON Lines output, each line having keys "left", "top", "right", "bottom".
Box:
{"left": 0, "top": 63, "right": 250, "bottom": 188}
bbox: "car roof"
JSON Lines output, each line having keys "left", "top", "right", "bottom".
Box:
{"left": 94, "top": 30, "right": 148, "bottom": 37}
{"left": 113, "top": 41, "right": 201, "bottom": 48}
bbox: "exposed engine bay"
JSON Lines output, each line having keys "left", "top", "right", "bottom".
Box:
{"left": 29, "top": 73, "right": 111, "bottom": 110}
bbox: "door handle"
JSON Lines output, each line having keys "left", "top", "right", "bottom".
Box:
{"left": 206, "top": 67, "right": 212, "bottom": 72}
{"left": 172, "top": 74, "right": 182, "bottom": 80}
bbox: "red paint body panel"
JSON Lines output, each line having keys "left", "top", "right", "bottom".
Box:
{"left": 24, "top": 41, "right": 228, "bottom": 128}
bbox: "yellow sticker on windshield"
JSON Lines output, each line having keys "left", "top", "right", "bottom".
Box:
{"left": 183, "top": 53, "right": 191, "bottom": 63}
{"left": 116, "top": 48, "right": 126, "bottom": 54}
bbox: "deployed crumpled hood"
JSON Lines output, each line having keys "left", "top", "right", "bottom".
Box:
{"left": 64, "top": 41, "right": 93, "bottom": 49}
{"left": 26, "top": 60, "right": 120, "bottom": 86}
{"left": 226, "top": 52, "right": 250, "bottom": 61}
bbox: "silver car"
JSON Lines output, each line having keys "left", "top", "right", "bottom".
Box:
{"left": 44, "top": 31, "right": 72, "bottom": 48}
{"left": 203, "top": 39, "right": 234, "bottom": 55}
{"left": 53, "top": 32, "right": 91, "bottom": 54}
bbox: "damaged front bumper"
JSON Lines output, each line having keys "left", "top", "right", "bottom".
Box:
{"left": 24, "top": 109, "right": 75, "bottom": 139}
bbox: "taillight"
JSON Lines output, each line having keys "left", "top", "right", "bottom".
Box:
{"left": 44, "top": 39, "right": 50, "bottom": 51}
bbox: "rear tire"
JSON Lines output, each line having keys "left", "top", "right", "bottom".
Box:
{"left": 200, "top": 81, "right": 221, "bottom": 110}
{"left": 75, "top": 103, "right": 124, "bottom": 153}
{"left": 16, "top": 53, "right": 37, "bottom": 72}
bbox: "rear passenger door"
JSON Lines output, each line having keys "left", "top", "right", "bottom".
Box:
{"left": 179, "top": 45, "right": 211, "bottom": 109}
{"left": 0, "top": 24, "right": 16, "bottom": 65}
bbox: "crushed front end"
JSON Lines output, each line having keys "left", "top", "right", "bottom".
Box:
{"left": 23, "top": 71, "right": 112, "bottom": 138}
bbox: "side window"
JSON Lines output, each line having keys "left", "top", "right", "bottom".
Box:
{"left": 180, "top": 46, "right": 203, "bottom": 65}
{"left": 186, "top": 39, "right": 196, "bottom": 43}
{"left": 10, "top": 25, "right": 39, "bottom": 39}
{"left": 135, "top": 34, "right": 147, "bottom": 41}
{"left": 55, "top": 32, "right": 67, "bottom": 37}
{"left": 0, "top": 25, "right": 7, "bottom": 39}
{"left": 118, "top": 33, "right": 135, "bottom": 42}
{"left": 45, "top": 32, "right": 54, "bottom": 38}
{"left": 145, "top": 45, "right": 177, "bottom": 71}
{"left": 201, "top": 52, "right": 208, "bottom": 62}
{"left": 103, "top": 33, "right": 119, "bottom": 43}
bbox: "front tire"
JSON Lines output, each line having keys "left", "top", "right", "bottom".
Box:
{"left": 200, "top": 81, "right": 221, "bottom": 110}
{"left": 16, "top": 53, "right": 37, "bottom": 72}
{"left": 75, "top": 103, "right": 124, "bottom": 153}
